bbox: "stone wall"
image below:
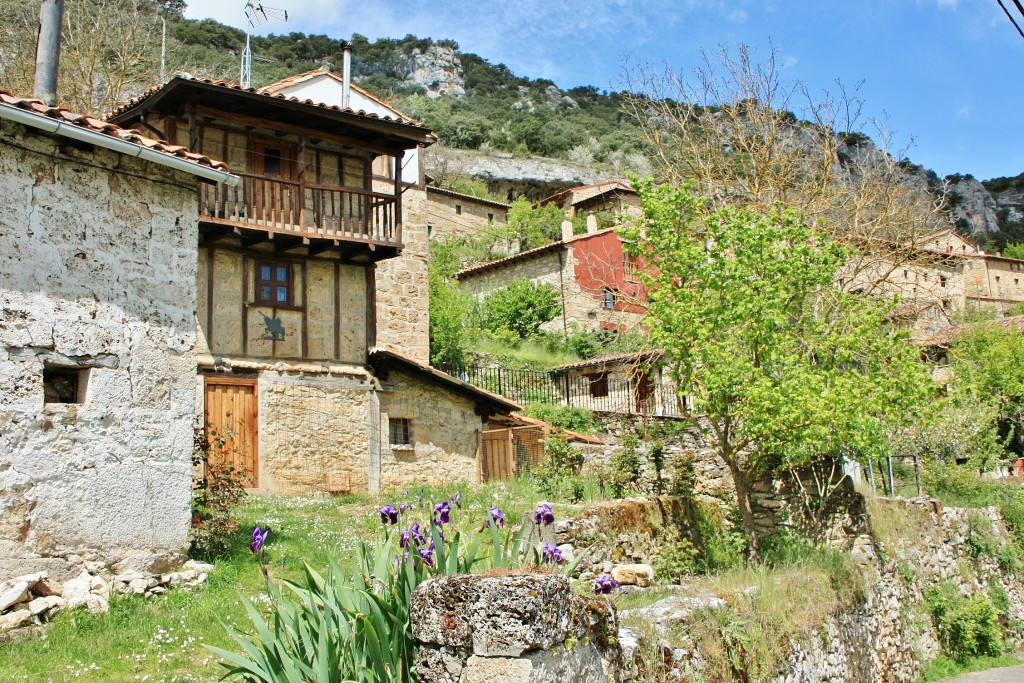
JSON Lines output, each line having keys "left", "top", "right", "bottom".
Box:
{"left": 412, "top": 574, "right": 625, "bottom": 683}
{"left": 375, "top": 183, "right": 430, "bottom": 363}
{"left": 426, "top": 188, "right": 508, "bottom": 243}
{"left": 378, "top": 367, "right": 484, "bottom": 491}
{"left": 0, "top": 118, "right": 199, "bottom": 580}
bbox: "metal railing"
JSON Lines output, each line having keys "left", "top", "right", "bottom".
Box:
{"left": 199, "top": 172, "right": 400, "bottom": 244}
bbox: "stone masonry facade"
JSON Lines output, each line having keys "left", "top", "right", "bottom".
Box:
{"left": 0, "top": 119, "right": 198, "bottom": 581}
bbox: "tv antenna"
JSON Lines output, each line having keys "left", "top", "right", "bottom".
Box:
{"left": 240, "top": 1, "right": 288, "bottom": 88}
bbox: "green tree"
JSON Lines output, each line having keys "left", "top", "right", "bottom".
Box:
{"left": 481, "top": 279, "right": 559, "bottom": 339}
{"left": 505, "top": 196, "right": 565, "bottom": 250}
{"left": 428, "top": 241, "right": 475, "bottom": 371}
{"left": 1003, "top": 243, "right": 1024, "bottom": 260}
{"left": 622, "top": 179, "right": 931, "bottom": 557}
{"left": 949, "top": 323, "right": 1024, "bottom": 460}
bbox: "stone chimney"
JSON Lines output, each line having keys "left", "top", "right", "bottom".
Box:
{"left": 560, "top": 220, "right": 573, "bottom": 242}
{"left": 586, "top": 211, "right": 598, "bottom": 233}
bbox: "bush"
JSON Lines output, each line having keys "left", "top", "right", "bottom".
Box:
{"left": 190, "top": 425, "right": 248, "bottom": 560}
{"left": 481, "top": 279, "right": 559, "bottom": 339}
{"left": 522, "top": 402, "right": 600, "bottom": 435}
{"left": 533, "top": 434, "right": 586, "bottom": 502}
{"left": 925, "top": 582, "right": 1005, "bottom": 662}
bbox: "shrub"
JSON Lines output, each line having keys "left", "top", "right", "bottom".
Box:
{"left": 522, "top": 403, "right": 600, "bottom": 435}
{"left": 925, "top": 582, "right": 1005, "bottom": 662}
{"left": 190, "top": 425, "right": 248, "bottom": 560}
{"left": 533, "top": 434, "right": 586, "bottom": 502}
{"left": 480, "top": 279, "right": 559, "bottom": 339}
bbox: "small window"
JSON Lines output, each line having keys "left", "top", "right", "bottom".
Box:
{"left": 43, "top": 366, "right": 88, "bottom": 404}
{"left": 389, "top": 418, "right": 413, "bottom": 448}
{"left": 255, "top": 260, "right": 293, "bottom": 306}
{"left": 455, "top": 204, "right": 463, "bottom": 215}
{"left": 940, "top": 275, "right": 947, "bottom": 288}
{"left": 996, "top": 276, "right": 1001, "bottom": 283}
{"left": 487, "top": 212, "right": 495, "bottom": 221}
{"left": 263, "top": 147, "right": 283, "bottom": 176}
{"left": 623, "top": 251, "right": 639, "bottom": 280}
{"left": 601, "top": 288, "right": 617, "bottom": 309}
{"left": 587, "top": 372, "right": 609, "bottom": 398}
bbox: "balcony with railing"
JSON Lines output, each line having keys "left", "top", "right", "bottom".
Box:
{"left": 199, "top": 171, "right": 401, "bottom": 250}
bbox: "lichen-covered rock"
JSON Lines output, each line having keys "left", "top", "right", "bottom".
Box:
{"left": 411, "top": 574, "right": 573, "bottom": 657}
{"left": 0, "top": 609, "right": 32, "bottom": 630}
{"left": 610, "top": 564, "right": 653, "bottom": 587}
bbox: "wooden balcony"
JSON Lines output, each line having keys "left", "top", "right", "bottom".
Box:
{"left": 199, "top": 172, "right": 402, "bottom": 255}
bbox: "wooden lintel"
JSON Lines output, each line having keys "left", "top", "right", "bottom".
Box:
{"left": 199, "top": 226, "right": 234, "bottom": 244}
{"left": 273, "top": 236, "right": 305, "bottom": 255}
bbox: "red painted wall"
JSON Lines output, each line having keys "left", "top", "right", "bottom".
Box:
{"left": 571, "top": 231, "right": 648, "bottom": 314}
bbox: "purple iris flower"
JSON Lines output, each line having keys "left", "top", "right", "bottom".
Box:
{"left": 593, "top": 575, "right": 618, "bottom": 595}
{"left": 410, "top": 523, "right": 426, "bottom": 546}
{"left": 451, "top": 491, "right": 462, "bottom": 508}
{"left": 434, "top": 501, "right": 452, "bottom": 524}
{"left": 250, "top": 526, "right": 269, "bottom": 553}
{"left": 379, "top": 505, "right": 400, "bottom": 525}
{"left": 418, "top": 547, "right": 434, "bottom": 567}
{"left": 541, "top": 542, "right": 564, "bottom": 564}
{"left": 399, "top": 529, "right": 412, "bottom": 549}
{"left": 533, "top": 503, "right": 555, "bottom": 526}
{"left": 394, "top": 551, "right": 410, "bottom": 568}
{"left": 487, "top": 506, "right": 506, "bottom": 528}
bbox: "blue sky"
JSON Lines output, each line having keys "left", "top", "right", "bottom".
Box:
{"left": 185, "top": 0, "right": 1024, "bottom": 181}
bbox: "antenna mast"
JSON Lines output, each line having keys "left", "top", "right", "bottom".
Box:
{"left": 241, "top": 1, "right": 287, "bottom": 88}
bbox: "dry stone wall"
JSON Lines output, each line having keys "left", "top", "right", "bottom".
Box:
{"left": 0, "top": 119, "right": 198, "bottom": 581}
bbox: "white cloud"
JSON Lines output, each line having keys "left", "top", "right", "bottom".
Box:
{"left": 727, "top": 9, "right": 748, "bottom": 23}
{"left": 955, "top": 100, "right": 973, "bottom": 120}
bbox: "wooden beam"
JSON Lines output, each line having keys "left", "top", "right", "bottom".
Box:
{"left": 273, "top": 235, "right": 306, "bottom": 255}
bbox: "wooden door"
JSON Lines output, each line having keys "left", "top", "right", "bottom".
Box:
{"left": 252, "top": 140, "right": 298, "bottom": 228}
{"left": 203, "top": 376, "right": 259, "bottom": 487}
{"left": 481, "top": 429, "right": 515, "bottom": 482}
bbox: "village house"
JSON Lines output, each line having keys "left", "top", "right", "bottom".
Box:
{"left": 425, "top": 185, "right": 510, "bottom": 243}
{"left": 540, "top": 179, "right": 641, "bottom": 226}
{"left": 0, "top": 91, "right": 236, "bottom": 580}
{"left": 107, "top": 74, "right": 519, "bottom": 497}
{"left": 457, "top": 222, "right": 647, "bottom": 335}
{"left": 918, "top": 230, "right": 1024, "bottom": 314}
{"left": 549, "top": 350, "right": 682, "bottom": 418}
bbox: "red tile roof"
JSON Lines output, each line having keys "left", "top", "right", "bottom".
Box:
{"left": 0, "top": 90, "right": 230, "bottom": 171}
{"left": 541, "top": 179, "right": 634, "bottom": 208}
{"left": 106, "top": 74, "right": 434, "bottom": 134}
{"left": 921, "top": 315, "right": 1024, "bottom": 347}
{"left": 551, "top": 350, "right": 663, "bottom": 372}
{"left": 427, "top": 185, "right": 511, "bottom": 210}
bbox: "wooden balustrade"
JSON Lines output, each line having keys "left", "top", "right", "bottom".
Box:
{"left": 199, "top": 172, "right": 400, "bottom": 245}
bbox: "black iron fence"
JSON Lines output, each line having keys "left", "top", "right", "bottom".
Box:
{"left": 439, "top": 364, "right": 684, "bottom": 417}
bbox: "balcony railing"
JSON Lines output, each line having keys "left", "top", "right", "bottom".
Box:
{"left": 199, "top": 172, "right": 400, "bottom": 245}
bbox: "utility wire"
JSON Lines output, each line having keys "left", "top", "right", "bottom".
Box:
{"left": 997, "top": 0, "right": 1024, "bottom": 39}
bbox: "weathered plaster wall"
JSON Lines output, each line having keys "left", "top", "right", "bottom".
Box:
{"left": 0, "top": 119, "right": 198, "bottom": 580}
{"left": 378, "top": 368, "right": 483, "bottom": 491}
{"left": 375, "top": 182, "right": 430, "bottom": 363}
{"left": 198, "top": 247, "right": 367, "bottom": 364}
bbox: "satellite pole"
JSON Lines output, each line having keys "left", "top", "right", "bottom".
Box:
{"left": 240, "top": 1, "right": 288, "bottom": 88}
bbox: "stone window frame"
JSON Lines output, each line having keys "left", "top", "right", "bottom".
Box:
{"left": 601, "top": 288, "right": 617, "bottom": 310}
{"left": 389, "top": 417, "right": 414, "bottom": 450}
{"left": 43, "top": 365, "right": 89, "bottom": 405}
{"left": 255, "top": 259, "right": 294, "bottom": 307}
{"left": 455, "top": 204, "right": 463, "bottom": 215}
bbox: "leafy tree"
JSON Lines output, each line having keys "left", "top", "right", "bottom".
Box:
{"left": 505, "top": 196, "right": 565, "bottom": 250}
{"left": 949, "top": 323, "right": 1024, "bottom": 459}
{"left": 481, "top": 279, "right": 559, "bottom": 339}
{"left": 623, "top": 179, "right": 930, "bottom": 557}
{"left": 1002, "top": 242, "right": 1024, "bottom": 260}
{"left": 428, "top": 241, "right": 474, "bottom": 371}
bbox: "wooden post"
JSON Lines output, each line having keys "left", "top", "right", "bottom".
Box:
{"left": 297, "top": 135, "right": 307, "bottom": 231}
{"left": 913, "top": 454, "right": 923, "bottom": 497}
{"left": 393, "top": 151, "right": 404, "bottom": 244}
{"left": 887, "top": 455, "right": 895, "bottom": 497}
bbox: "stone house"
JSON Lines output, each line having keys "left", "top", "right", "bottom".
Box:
{"left": 549, "top": 351, "right": 682, "bottom": 417}
{"left": 425, "top": 185, "right": 510, "bottom": 243}
{"left": 540, "top": 179, "right": 641, "bottom": 224}
{"left": 0, "top": 91, "right": 237, "bottom": 580}
{"left": 918, "top": 230, "right": 1024, "bottom": 314}
{"left": 457, "top": 225, "right": 648, "bottom": 335}
{"left": 107, "top": 75, "right": 518, "bottom": 496}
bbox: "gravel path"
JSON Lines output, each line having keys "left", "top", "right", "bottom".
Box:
{"left": 937, "top": 663, "right": 1024, "bottom": 682}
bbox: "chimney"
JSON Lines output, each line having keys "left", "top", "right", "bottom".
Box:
{"left": 586, "top": 211, "right": 598, "bottom": 233}
{"left": 33, "top": 0, "right": 64, "bottom": 106}
{"left": 561, "top": 220, "right": 573, "bottom": 242}
{"left": 342, "top": 42, "right": 352, "bottom": 109}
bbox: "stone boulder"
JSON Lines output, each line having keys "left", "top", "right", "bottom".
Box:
{"left": 411, "top": 574, "right": 572, "bottom": 657}
{"left": 611, "top": 564, "right": 654, "bottom": 587}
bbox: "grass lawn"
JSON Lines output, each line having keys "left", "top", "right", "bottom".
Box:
{"left": 0, "top": 479, "right": 563, "bottom": 682}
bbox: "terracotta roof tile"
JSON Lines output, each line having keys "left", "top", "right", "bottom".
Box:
{"left": 0, "top": 90, "right": 230, "bottom": 172}
{"left": 551, "top": 350, "right": 663, "bottom": 372}
{"left": 427, "top": 185, "right": 511, "bottom": 209}
{"left": 106, "top": 74, "right": 434, "bottom": 135}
